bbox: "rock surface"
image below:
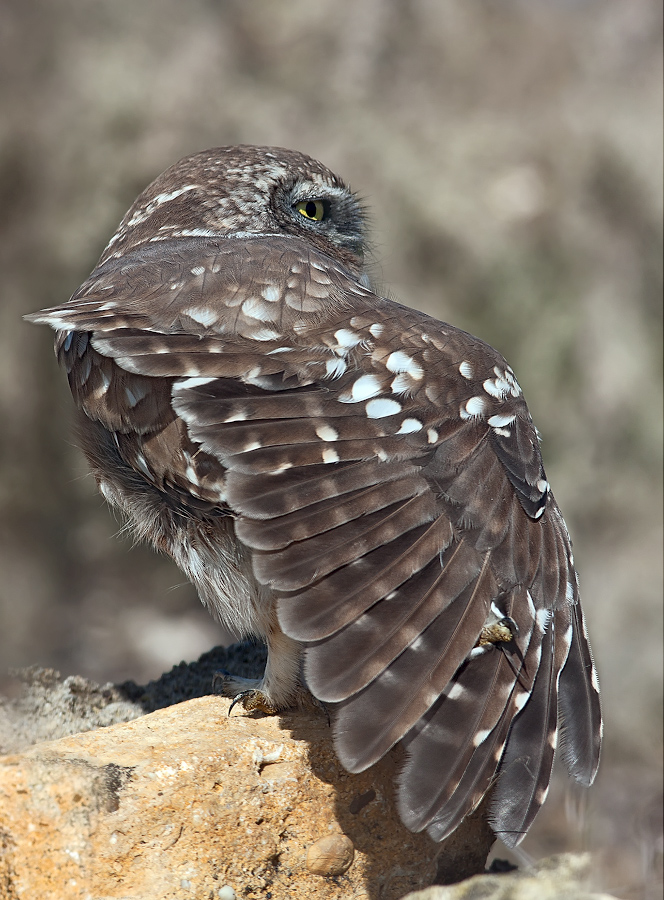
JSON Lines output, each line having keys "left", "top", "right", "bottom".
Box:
{"left": 404, "top": 853, "right": 617, "bottom": 899}
{"left": 0, "top": 693, "right": 448, "bottom": 899}
{"left": 0, "top": 653, "right": 618, "bottom": 900}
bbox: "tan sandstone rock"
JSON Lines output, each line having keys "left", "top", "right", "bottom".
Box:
{"left": 402, "top": 853, "right": 619, "bottom": 900}
{"left": 0, "top": 694, "right": 491, "bottom": 900}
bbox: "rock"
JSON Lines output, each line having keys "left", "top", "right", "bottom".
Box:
{"left": 401, "top": 852, "right": 619, "bottom": 900}
{"left": 0, "top": 694, "right": 453, "bottom": 899}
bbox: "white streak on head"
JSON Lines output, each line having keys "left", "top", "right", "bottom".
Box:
{"left": 366, "top": 398, "right": 402, "bottom": 419}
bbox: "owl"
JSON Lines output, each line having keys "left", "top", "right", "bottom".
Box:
{"left": 27, "top": 145, "right": 601, "bottom": 847}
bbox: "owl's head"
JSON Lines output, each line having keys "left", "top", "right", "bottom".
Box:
{"left": 100, "top": 145, "right": 367, "bottom": 277}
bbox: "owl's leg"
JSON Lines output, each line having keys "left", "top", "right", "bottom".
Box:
{"left": 219, "top": 628, "right": 303, "bottom": 716}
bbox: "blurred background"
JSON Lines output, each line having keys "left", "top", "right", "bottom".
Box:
{"left": 0, "top": 0, "right": 661, "bottom": 897}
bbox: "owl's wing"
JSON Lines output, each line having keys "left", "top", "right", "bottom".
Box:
{"left": 27, "top": 235, "right": 601, "bottom": 845}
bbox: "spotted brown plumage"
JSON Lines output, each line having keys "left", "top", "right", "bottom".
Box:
{"left": 27, "top": 145, "right": 602, "bottom": 846}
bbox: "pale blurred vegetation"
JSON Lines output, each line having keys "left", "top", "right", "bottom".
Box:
{"left": 0, "top": 1, "right": 661, "bottom": 896}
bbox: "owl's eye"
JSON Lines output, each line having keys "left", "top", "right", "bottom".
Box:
{"left": 294, "top": 199, "right": 327, "bottom": 222}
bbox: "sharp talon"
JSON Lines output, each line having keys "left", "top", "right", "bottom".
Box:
{"left": 228, "top": 694, "right": 243, "bottom": 716}
{"left": 500, "top": 615, "right": 519, "bottom": 637}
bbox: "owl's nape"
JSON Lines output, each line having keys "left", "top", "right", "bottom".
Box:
{"left": 26, "top": 144, "right": 602, "bottom": 847}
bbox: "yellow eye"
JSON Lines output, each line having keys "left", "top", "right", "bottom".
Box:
{"left": 295, "top": 199, "right": 326, "bottom": 222}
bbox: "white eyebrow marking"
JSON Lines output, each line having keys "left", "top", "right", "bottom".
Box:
{"left": 366, "top": 398, "right": 402, "bottom": 418}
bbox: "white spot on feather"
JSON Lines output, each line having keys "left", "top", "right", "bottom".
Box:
{"left": 334, "top": 329, "right": 361, "bottom": 350}
{"left": 483, "top": 378, "right": 509, "bottom": 399}
{"left": 514, "top": 692, "right": 530, "bottom": 712}
{"left": 386, "top": 351, "right": 423, "bottom": 380}
{"left": 315, "top": 424, "right": 339, "bottom": 442}
{"left": 250, "top": 327, "right": 282, "bottom": 341}
{"left": 537, "top": 478, "right": 550, "bottom": 493}
{"left": 176, "top": 376, "right": 215, "bottom": 389}
{"left": 186, "top": 307, "right": 218, "bottom": 328}
{"left": 366, "top": 398, "right": 402, "bottom": 419}
{"left": 461, "top": 397, "right": 484, "bottom": 419}
{"left": 261, "top": 285, "right": 281, "bottom": 303}
{"left": 446, "top": 682, "right": 468, "bottom": 701}
{"left": 473, "top": 728, "right": 492, "bottom": 747}
{"left": 346, "top": 374, "right": 383, "bottom": 402}
{"left": 488, "top": 413, "right": 516, "bottom": 428}
{"left": 390, "top": 374, "right": 413, "bottom": 395}
{"left": 427, "top": 428, "right": 438, "bottom": 444}
{"left": 325, "top": 357, "right": 347, "bottom": 378}
{"left": 397, "top": 418, "right": 423, "bottom": 434}
{"left": 322, "top": 448, "right": 340, "bottom": 464}
{"left": 190, "top": 265, "right": 206, "bottom": 276}
{"left": 459, "top": 361, "right": 473, "bottom": 380}
{"left": 369, "top": 323, "right": 384, "bottom": 338}
{"left": 242, "top": 297, "right": 274, "bottom": 322}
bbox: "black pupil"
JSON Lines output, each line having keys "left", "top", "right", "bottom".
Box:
{"left": 306, "top": 201, "right": 318, "bottom": 218}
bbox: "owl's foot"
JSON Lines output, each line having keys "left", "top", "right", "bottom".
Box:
{"left": 228, "top": 688, "right": 280, "bottom": 716}
{"left": 212, "top": 670, "right": 289, "bottom": 716}
{"left": 477, "top": 616, "right": 518, "bottom": 646}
